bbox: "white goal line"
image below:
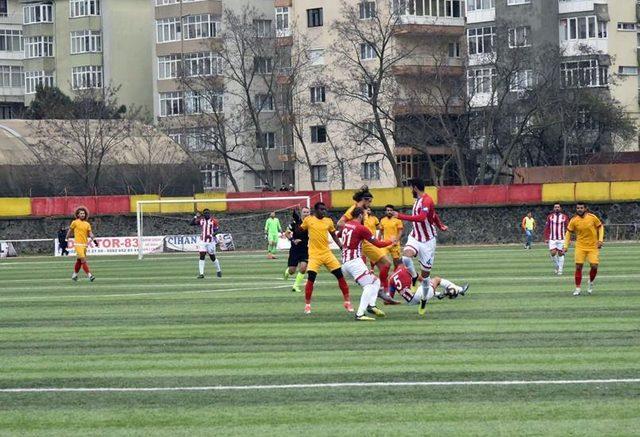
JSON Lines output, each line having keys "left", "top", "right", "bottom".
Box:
{"left": 2, "top": 378, "right": 639, "bottom": 393}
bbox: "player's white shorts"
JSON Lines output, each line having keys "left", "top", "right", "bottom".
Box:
{"left": 405, "top": 236, "right": 436, "bottom": 271}
{"left": 197, "top": 239, "right": 217, "bottom": 255}
{"left": 402, "top": 284, "right": 433, "bottom": 305}
{"left": 548, "top": 240, "right": 564, "bottom": 251}
{"left": 342, "top": 258, "right": 377, "bottom": 286}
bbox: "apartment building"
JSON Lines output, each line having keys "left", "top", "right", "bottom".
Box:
{"left": 277, "top": 0, "right": 466, "bottom": 190}
{"left": 20, "top": 0, "right": 154, "bottom": 111}
{"left": 0, "top": 0, "right": 25, "bottom": 118}
{"left": 153, "top": 0, "right": 291, "bottom": 192}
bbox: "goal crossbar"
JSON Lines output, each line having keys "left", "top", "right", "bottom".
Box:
{"left": 136, "top": 195, "right": 312, "bottom": 260}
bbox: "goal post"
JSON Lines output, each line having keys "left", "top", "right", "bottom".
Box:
{"left": 136, "top": 195, "right": 313, "bottom": 260}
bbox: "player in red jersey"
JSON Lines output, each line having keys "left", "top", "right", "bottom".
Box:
{"left": 543, "top": 203, "right": 569, "bottom": 275}
{"left": 190, "top": 208, "right": 222, "bottom": 278}
{"left": 341, "top": 207, "right": 395, "bottom": 321}
{"left": 391, "top": 178, "right": 447, "bottom": 296}
{"left": 388, "top": 265, "right": 469, "bottom": 315}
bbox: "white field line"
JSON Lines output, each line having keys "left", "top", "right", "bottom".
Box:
{"left": 1, "top": 378, "right": 639, "bottom": 393}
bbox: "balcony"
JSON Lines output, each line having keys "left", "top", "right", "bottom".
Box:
{"left": 393, "top": 97, "right": 464, "bottom": 116}
{"left": 466, "top": 8, "right": 495, "bottom": 24}
{"left": 560, "top": 39, "right": 608, "bottom": 56}
{"left": 558, "top": 0, "right": 607, "bottom": 15}
{"left": 392, "top": 57, "right": 464, "bottom": 77}
{"left": 394, "top": 15, "right": 465, "bottom": 37}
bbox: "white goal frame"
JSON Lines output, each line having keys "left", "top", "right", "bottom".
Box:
{"left": 136, "top": 196, "right": 312, "bottom": 260}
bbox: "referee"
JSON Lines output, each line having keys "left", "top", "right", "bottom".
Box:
{"left": 283, "top": 207, "right": 310, "bottom": 293}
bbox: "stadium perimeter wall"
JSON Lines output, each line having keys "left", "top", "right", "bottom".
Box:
{"left": 2, "top": 203, "right": 638, "bottom": 251}
{"left": 1, "top": 181, "right": 639, "bottom": 218}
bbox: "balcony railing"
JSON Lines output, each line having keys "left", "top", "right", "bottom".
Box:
{"left": 558, "top": 0, "right": 607, "bottom": 15}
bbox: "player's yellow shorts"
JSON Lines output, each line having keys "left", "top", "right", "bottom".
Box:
{"left": 75, "top": 244, "right": 87, "bottom": 259}
{"left": 308, "top": 251, "right": 341, "bottom": 273}
{"left": 387, "top": 243, "right": 401, "bottom": 260}
{"left": 575, "top": 247, "right": 599, "bottom": 265}
{"left": 362, "top": 241, "right": 388, "bottom": 264}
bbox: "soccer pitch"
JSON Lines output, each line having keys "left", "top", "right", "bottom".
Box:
{"left": 1, "top": 244, "right": 639, "bottom": 435}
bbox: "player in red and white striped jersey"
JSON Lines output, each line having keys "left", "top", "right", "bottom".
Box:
{"left": 190, "top": 208, "right": 222, "bottom": 279}
{"left": 391, "top": 178, "right": 447, "bottom": 298}
{"left": 544, "top": 203, "right": 569, "bottom": 275}
{"left": 388, "top": 265, "right": 469, "bottom": 315}
{"left": 341, "top": 207, "right": 394, "bottom": 321}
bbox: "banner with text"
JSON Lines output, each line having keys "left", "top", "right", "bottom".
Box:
{"left": 54, "top": 236, "right": 165, "bottom": 257}
{"left": 164, "top": 234, "right": 235, "bottom": 252}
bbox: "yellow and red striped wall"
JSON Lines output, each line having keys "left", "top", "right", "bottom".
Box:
{"left": 1, "top": 181, "right": 639, "bottom": 217}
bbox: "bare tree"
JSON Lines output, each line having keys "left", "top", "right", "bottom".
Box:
{"left": 27, "top": 86, "right": 139, "bottom": 194}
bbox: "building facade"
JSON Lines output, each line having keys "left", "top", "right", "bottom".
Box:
{"left": 0, "top": 0, "right": 25, "bottom": 118}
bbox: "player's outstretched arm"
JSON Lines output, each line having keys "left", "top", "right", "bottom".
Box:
{"left": 189, "top": 213, "right": 200, "bottom": 226}
{"left": 393, "top": 209, "right": 428, "bottom": 223}
{"left": 330, "top": 232, "right": 343, "bottom": 250}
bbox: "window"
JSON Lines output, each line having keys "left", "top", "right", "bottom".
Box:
{"left": 360, "top": 81, "right": 375, "bottom": 99}
{"left": 183, "top": 14, "right": 219, "bottom": 40}
{"left": 24, "top": 70, "right": 54, "bottom": 94}
{"left": 467, "top": 26, "right": 495, "bottom": 55}
{"left": 70, "top": 0, "right": 100, "bottom": 18}
{"left": 467, "top": 67, "right": 496, "bottom": 94}
{"left": 24, "top": 36, "right": 54, "bottom": 58}
{"left": 467, "top": 0, "right": 495, "bottom": 11}
{"left": 72, "top": 65, "right": 102, "bottom": 89}
{"left": 185, "top": 90, "right": 223, "bottom": 114}
{"left": 359, "top": 1, "right": 376, "bottom": 19}
{"left": 202, "top": 164, "right": 225, "bottom": 190}
{"left": 311, "top": 165, "right": 327, "bottom": 182}
{"left": 310, "top": 86, "right": 326, "bottom": 103}
{"left": 0, "top": 65, "right": 23, "bottom": 88}
{"left": 23, "top": 4, "right": 53, "bottom": 24}
{"left": 618, "top": 66, "right": 638, "bottom": 75}
{"left": 448, "top": 41, "right": 460, "bottom": 58}
{"left": 159, "top": 92, "right": 184, "bottom": 117}
{"left": 70, "top": 30, "right": 102, "bottom": 54}
{"left": 508, "top": 26, "right": 530, "bottom": 47}
{"left": 254, "top": 57, "right": 273, "bottom": 74}
{"left": 157, "top": 18, "right": 181, "bottom": 43}
{"left": 311, "top": 125, "right": 327, "bottom": 143}
{"left": 0, "top": 29, "right": 23, "bottom": 52}
{"left": 255, "top": 93, "right": 274, "bottom": 111}
{"left": 0, "top": 0, "right": 6, "bottom": 16}
{"left": 158, "top": 54, "right": 180, "bottom": 79}
{"left": 276, "top": 7, "right": 289, "bottom": 36}
{"left": 360, "top": 43, "right": 376, "bottom": 60}
{"left": 560, "top": 16, "right": 606, "bottom": 41}
{"left": 308, "top": 49, "right": 324, "bottom": 66}
{"left": 560, "top": 59, "right": 608, "bottom": 88}
{"left": 156, "top": 0, "right": 179, "bottom": 5}
{"left": 507, "top": 0, "right": 530, "bottom": 4}
{"left": 617, "top": 23, "right": 637, "bottom": 32}
{"left": 257, "top": 132, "right": 276, "bottom": 149}
{"left": 509, "top": 70, "right": 533, "bottom": 92}
{"left": 183, "top": 52, "right": 223, "bottom": 76}
{"left": 392, "top": 0, "right": 463, "bottom": 18}
{"left": 254, "top": 19, "right": 272, "bottom": 37}
{"left": 361, "top": 162, "right": 380, "bottom": 180}
{"left": 307, "top": 8, "right": 323, "bottom": 27}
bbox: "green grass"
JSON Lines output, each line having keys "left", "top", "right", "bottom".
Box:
{"left": 0, "top": 243, "right": 639, "bottom": 436}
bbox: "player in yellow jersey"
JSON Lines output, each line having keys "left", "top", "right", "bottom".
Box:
{"left": 563, "top": 203, "right": 604, "bottom": 296}
{"left": 337, "top": 187, "right": 393, "bottom": 294}
{"left": 66, "top": 207, "right": 98, "bottom": 282}
{"left": 300, "top": 202, "right": 352, "bottom": 314}
{"left": 379, "top": 204, "right": 404, "bottom": 268}
{"left": 364, "top": 208, "right": 379, "bottom": 235}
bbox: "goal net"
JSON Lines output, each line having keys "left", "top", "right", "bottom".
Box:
{"left": 135, "top": 195, "right": 315, "bottom": 260}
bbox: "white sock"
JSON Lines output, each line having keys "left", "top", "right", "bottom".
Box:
{"left": 199, "top": 260, "right": 205, "bottom": 275}
{"left": 402, "top": 256, "right": 417, "bottom": 279}
{"left": 358, "top": 282, "right": 379, "bottom": 316}
{"left": 558, "top": 255, "right": 565, "bottom": 271}
{"left": 368, "top": 279, "right": 381, "bottom": 307}
{"left": 438, "top": 278, "right": 460, "bottom": 293}
{"left": 550, "top": 254, "right": 558, "bottom": 269}
{"left": 425, "top": 285, "right": 435, "bottom": 301}
{"left": 213, "top": 259, "right": 221, "bottom": 272}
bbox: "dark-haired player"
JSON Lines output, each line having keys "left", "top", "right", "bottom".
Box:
{"left": 191, "top": 208, "right": 222, "bottom": 279}
{"left": 300, "top": 202, "right": 352, "bottom": 314}
{"left": 341, "top": 207, "right": 394, "bottom": 321}
{"left": 284, "top": 206, "right": 310, "bottom": 293}
{"left": 66, "top": 207, "right": 98, "bottom": 282}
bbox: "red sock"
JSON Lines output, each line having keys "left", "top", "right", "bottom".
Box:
{"left": 575, "top": 268, "right": 582, "bottom": 287}
{"left": 305, "top": 280, "right": 314, "bottom": 304}
{"left": 379, "top": 263, "right": 389, "bottom": 290}
{"left": 82, "top": 262, "right": 90, "bottom": 274}
{"left": 74, "top": 259, "right": 82, "bottom": 273}
{"left": 338, "top": 277, "right": 350, "bottom": 301}
{"left": 589, "top": 267, "right": 597, "bottom": 282}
